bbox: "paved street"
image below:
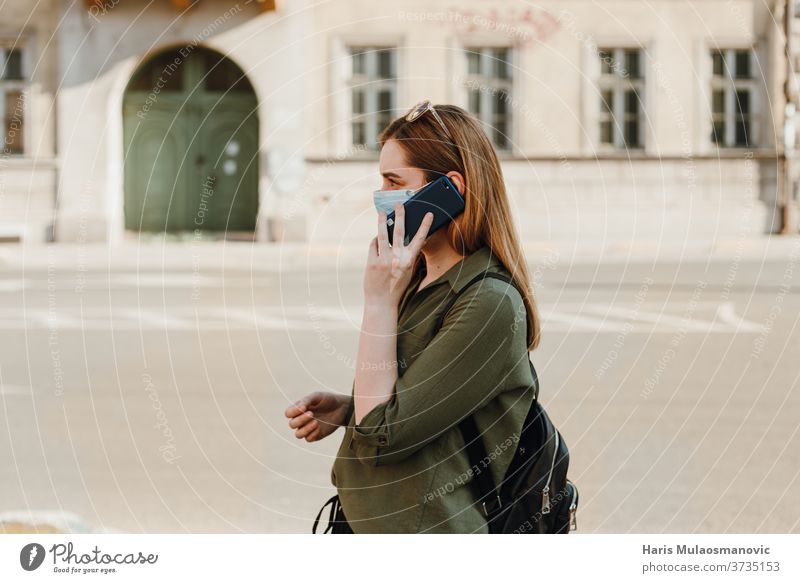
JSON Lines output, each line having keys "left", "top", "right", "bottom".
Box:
{"left": 0, "top": 241, "right": 798, "bottom": 533}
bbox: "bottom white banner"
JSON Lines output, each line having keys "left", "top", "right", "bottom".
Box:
{"left": 1, "top": 534, "right": 797, "bottom": 582}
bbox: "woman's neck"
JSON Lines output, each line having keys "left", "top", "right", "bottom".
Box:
{"left": 418, "top": 230, "right": 466, "bottom": 291}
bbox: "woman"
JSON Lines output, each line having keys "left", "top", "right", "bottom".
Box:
{"left": 284, "top": 101, "right": 541, "bottom": 533}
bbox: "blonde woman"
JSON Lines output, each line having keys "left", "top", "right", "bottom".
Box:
{"left": 285, "top": 101, "right": 541, "bottom": 533}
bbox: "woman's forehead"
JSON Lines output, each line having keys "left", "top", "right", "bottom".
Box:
{"left": 379, "top": 139, "right": 417, "bottom": 176}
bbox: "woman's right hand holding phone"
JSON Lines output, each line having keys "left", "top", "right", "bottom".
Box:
{"left": 364, "top": 203, "right": 433, "bottom": 309}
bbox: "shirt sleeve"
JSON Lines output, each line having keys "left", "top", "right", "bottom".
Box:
{"left": 344, "top": 381, "right": 355, "bottom": 425}
{"left": 349, "top": 284, "right": 519, "bottom": 466}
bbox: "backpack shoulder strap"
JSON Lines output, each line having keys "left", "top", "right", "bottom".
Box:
{"left": 459, "top": 411, "right": 503, "bottom": 519}
{"left": 431, "top": 271, "right": 523, "bottom": 336}
{"left": 432, "top": 270, "right": 538, "bottom": 400}
{"left": 431, "top": 269, "right": 538, "bottom": 520}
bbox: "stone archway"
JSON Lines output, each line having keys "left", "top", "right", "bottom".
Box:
{"left": 122, "top": 46, "right": 259, "bottom": 234}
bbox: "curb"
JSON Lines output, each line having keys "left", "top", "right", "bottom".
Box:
{"left": 0, "top": 236, "right": 798, "bottom": 271}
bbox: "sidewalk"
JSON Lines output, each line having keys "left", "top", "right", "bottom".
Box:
{"left": 0, "top": 235, "right": 798, "bottom": 272}
{"left": 0, "top": 511, "right": 102, "bottom": 534}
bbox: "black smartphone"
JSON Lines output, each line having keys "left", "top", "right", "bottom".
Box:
{"left": 386, "top": 175, "right": 465, "bottom": 246}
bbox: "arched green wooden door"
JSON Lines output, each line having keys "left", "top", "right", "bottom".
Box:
{"left": 123, "top": 47, "right": 259, "bottom": 233}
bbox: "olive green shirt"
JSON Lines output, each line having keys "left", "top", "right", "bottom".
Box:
{"left": 330, "top": 244, "right": 535, "bottom": 533}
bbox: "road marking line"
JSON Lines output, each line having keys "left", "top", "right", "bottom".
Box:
{"left": 539, "top": 310, "right": 630, "bottom": 332}
{"left": 0, "top": 385, "right": 32, "bottom": 395}
{"left": 583, "top": 305, "right": 732, "bottom": 332}
{"left": 715, "top": 302, "right": 763, "bottom": 332}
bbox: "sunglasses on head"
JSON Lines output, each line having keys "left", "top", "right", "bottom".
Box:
{"left": 404, "top": 99, "right": 456, "bottom": 145}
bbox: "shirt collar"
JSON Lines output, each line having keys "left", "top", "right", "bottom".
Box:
{"left": 416, "top": 245, "right": 502, "bottom": 294}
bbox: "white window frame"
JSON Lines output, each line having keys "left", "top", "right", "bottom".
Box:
{"left": 0, "top": 40, "right": 30, "bottom": 156}
{"left": 582, "top": 38, "right": 654, "bottom": 156}
{"left": 462, "top": 46, "right": 514, "bottom": 152}
{"left": 709, "top": 47, "right": 760, "bottom": 149}
{"left": 695, "top": 37, "right": 764, "bottom": 155}
{"left": 449, "top": 35, "right": 519, "bottom": 157}
{"left": 348, "top": 46, "right": 397, "bottom": 151}
{"left": 597, "top": 46, "right": 646, "bottom": 151}
{"left": 330, "top": 35, "right": 404, "bottom": 158}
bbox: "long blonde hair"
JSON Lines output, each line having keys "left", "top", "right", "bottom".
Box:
{"left": 378, "top": 104, "right": 541, "bottom": 351}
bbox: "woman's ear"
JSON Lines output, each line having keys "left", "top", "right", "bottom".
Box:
{"left": 445, "top": 171, "right": 466, "bottom": 196}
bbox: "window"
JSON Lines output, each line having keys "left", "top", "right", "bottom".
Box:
{"left": 348, "top": 46, "right": 396, "bottom": 151}
{"left": 1, "top": 45, "right": 25, "bottom": 155}
{"left": 598, "top": 47, "right": 645, "bottom": 150}
{"left": 710, "top": 48, "right": 756, "bottom": 148}
{"left": 463, "top": 47, "right": 513, "bottom": 151}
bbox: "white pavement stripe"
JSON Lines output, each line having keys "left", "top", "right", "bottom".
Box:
{"left": 582, "top": 305, "right": 734, "bottom": 332}
{"left": 715, "top": 302, "right": 764, "bottom": 332}
{"left": 223, "top": 308, "right": 296, "bottom": 330}
{"left": 0, "top": 276, "right": 280, "bottom": 290}
{"left": 539, "top": 310, "right": 630, "bottom": 332}
{"left": 0, "top": 385, "right": 32, "bottom": 395}
{"left": 307, "top": 306, "right": 363, "bottom": 322}
{"left": 112, "top": 274, "right": 222, "bottom": 287}
{"left": 0, "top": 279, "right": 29, "bottom": 291}
{"left": 0, "top": 304, "right": 765, "bottom": 333}
{"left": 26, "top": 309, "right": 84, "bottom": 329}
{"left": 0, "top": 511, "right": 94, "bottom": 533}
{"left": 113, "top": 308, "right": 190, "bottom": 329}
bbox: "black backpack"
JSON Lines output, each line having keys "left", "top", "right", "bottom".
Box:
{"left": 432, "top": 271, "right": 579, "bottom": 534}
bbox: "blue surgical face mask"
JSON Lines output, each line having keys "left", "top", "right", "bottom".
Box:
{"left": 372, "top": 187, "right": 416, "bottom": 215}
{"left": 373, "top": 181, "right": 433, "bottom": 215}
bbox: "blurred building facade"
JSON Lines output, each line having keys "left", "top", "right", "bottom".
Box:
{"left": 0, "top": 0, "right": 798, "bottom": 244}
